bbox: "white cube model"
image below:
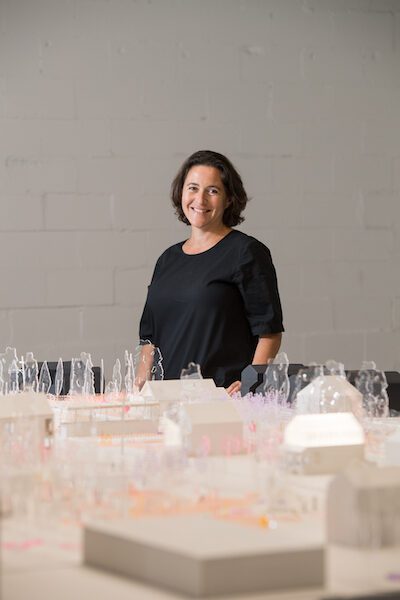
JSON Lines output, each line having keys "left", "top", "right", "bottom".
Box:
{"left": 327, "top": 461, "right": 400, "bottom": 547}
{"left": 164, "top": 399, "right": 244, "bottom": 456}
{"left": 141, "top": 379, "right": 229, "bottom": 406}
{"left": 296, "top": 375, "right": 363, "bottom": 419}
{"left": 384, "top": 428, "right": 400, "bottom": 466}
{"left": 84, "top": 514, "right": 324, "bottom": 597}
{"left": 54, "top": 396, "right": 160, "bottom": 437}
{"left": 282, "top": 413, "right": 365, "bottom": 475}
{"left": 0, "top": 391, "right": 53, "bottom": 437}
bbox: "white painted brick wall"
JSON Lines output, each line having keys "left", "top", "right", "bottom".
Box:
{"left": 45, "top": 194, "right": 112, "bottom": 231}
{"left": 0, "top": 0, "right": 399, "bottom": 375}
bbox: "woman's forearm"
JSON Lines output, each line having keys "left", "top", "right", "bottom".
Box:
{"left": 134, "top": 343, "right": 155, "bottom": 390}
{"left": 226, "top": 333, "right": 282, "bottom": 394}
{"left": 252, "top": 333, "right": 282, "bottom": 364}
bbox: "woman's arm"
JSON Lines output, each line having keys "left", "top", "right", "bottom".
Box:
{"left": 252, "top": 332, "right": 282, "bottom": 364}
{"left": 226, "top": 332, "right": 282, "bottom": 395}
{"left": 134, "top": 343, "right": 155, "bottom": 390}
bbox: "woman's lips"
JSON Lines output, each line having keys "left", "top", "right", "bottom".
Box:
{"left": 191, "top": 207, "right": 210, "bottom": 213}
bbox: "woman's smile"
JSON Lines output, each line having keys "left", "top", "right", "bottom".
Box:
{"left": 191, "top": 206, "right": 210, "bottom": 213}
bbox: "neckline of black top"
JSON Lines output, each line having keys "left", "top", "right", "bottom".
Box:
{"left": 180, "top": 229, "right": 236, "bottom": 256}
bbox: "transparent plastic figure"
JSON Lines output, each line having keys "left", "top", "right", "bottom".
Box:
{"left": 70, "top": 353, "right": 94, "bottom": 395}
{"left": 318, "top": 384, "right": 342, "bottom": 413}
{"left": 150, "top": 344, "right": 164, "bottom": 381}
{"left": 318, "top": 359, "right": 350, "bottom": 413}
{"left": 8, "top": 358, "right": 20, "bottom": 393}
{"left": 296, "top": 358, "right": 363, "bottom": 417}
{"left": 163, "top": 401, "right": 192, "bottom": 448}
{"left": 180, "top": 362, "right": 203, "bottom": 380}
{"left": 38, "top": 361, "right": 51, "bottom": 394}
{"left": 82, "top": 352, "right": 95, "bottom": 395}
{"left": 55, "top": 358, "right": 64, "bottom": 396}
{"left": 124, "top": 350, "right": 134, "bottom": 395}
{"left": 371, "top": 370, "right": 389, "bottom": 418}
{"left": 69, "top": 358, "right": 86, "bottom": 395}
{"left": 180, "top": 362, "right": 203, "bottom": 403}
{"left": 355, "top": 361, "right": 389, "bottom": 418}
{"left": 355, "top": 361, "right": 375, "bottom": 416}
{"left": 100, "top": 358, "right": 104, "bottom": 395}
{"left": 134, "top": 340, "right": 164, "bottom": 389}
{"left": 0, "top": 360, "right": 3, "bottom": 394}
{"left": 291, "top": 363, "right": 323, "bottom": 406}
{"left": 24, "top": 351, "right": 39, "bottom": 392}
{"left": 1, "top": 346, "right": 18, "bottom": 393}
{"left": 262, "top": 351, "right": 290, "bottom": 402}
{"left": 104, "top": 379, "right": 119, "bottom": 402}
{"left": 324, "top": 359, "right": 345, "bottom": 378}
{"left": 112, "top": 358, "right": 122, "bottom": 393}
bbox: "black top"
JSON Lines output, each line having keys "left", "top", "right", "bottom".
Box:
{"left": 139, "top": 230, "right": 284, "bottom": 387}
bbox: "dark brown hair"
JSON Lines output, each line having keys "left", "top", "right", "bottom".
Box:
{"left": 170, "top": 150, "right": 249, "bottom": 227}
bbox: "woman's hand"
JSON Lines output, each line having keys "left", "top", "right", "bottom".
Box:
{"left": 226, "top": 380, "right": 241, "bottom": 396}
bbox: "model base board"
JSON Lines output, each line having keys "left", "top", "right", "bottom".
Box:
{"left": 84, "top": 514, "right": 324, "bottom": 597}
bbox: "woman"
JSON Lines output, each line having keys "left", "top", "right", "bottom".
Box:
{"left": 139, "top": 150, "right": 284, "bottom": 394}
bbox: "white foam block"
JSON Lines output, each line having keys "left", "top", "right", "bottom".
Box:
{"left": 384, "top": 429, "right": 400, "bottom": 466}
{"left": 141, "top": 379, "right": 218, "bottom": 405}
{"left": 84, "top": 514, "right": 324, "bottom": 597}
{"left": 326, "top": 544, "right": 400, "bottom": 595}
{"left": 0, "top": 391, "right": 52, "bottom": 419}
{"left": 282, "top": 444, "right": 365, "bottom": 475}
{"left": 0, "top": 391, "right": 53, "bottom": 436}
{"left": 327, "top": 462, "right": 400, "bottom": 547}
{"left": 185, "top": 400, "right": 244, "bottom": 456}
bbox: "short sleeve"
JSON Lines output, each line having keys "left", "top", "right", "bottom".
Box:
{"left": 233, "top": 239, "right": 284, "bottom": 336}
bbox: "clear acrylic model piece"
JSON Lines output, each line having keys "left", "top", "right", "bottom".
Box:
{"left": 100, "top": 358, "right": 104, "bottom": 395}
{"left": 296, "top": 359, "right": 363, "bottom": 418}
{"left": 291, "top": 364, "right": 323, "bottom": 407}
{"left": 70, "top": 358, "right": 85, "bottom": 394}
{"left": 24, "top": 351, "right": 39, "bottom": 392}
{"left": 104, "top": 358, "right": 122, "bottom": 400}
{"left": 181, "top": 362, "right": 203, "bottom": 380}
{"left": 262, "top": 351, "right": 290, "bottom": 402}
{"left": 70, "top": 353, "right": 95, "bottom": 395}
{"left": 55, "top": 358, "right": 64, "bottom": 396}
{"left": 8, "top": 358, "right": 20, "bottom": 393}
{"left": 112, "top": 358, "right": 122, "bottom": 392}
{"left": 0, "top": 360, "right": 3, "bottom": 394}
{"left": 355, "top": 361, "right": 389, "bottom": 418}
{"left": 82, "top": 352, "right": 95, "bottom": 395}
{"left": 124, "top": 350, "right": 135, "bottom": 395}
{"left": 180, "top": 362, "right": 204, "bottom": 403}
{"left": 324, "top": 359, "right": 346, "bottom": 377}
{"left": 38, "top": 361, "right": 51, "bottom": 394}
{"left": 0, "top": 346, "right": 19, "bottom": 394}
{"left": 133, "top": 340, "right": 164, "bottom": 390}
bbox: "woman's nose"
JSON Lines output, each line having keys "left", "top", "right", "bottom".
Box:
{"left": 197, "top": 189, "right": 208, "bottom": 203}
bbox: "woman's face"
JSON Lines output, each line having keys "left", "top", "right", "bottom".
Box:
{"left": 181, "top": 165, "right": 229, "bottom": 232}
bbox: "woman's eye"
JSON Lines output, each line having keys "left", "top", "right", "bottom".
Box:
{"left": 208, "top": 188, "right": 219, "bottom": 195}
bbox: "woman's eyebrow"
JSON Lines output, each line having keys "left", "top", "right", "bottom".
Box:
{"left": 186, "top": 182, "right": 221, "bottom": 190}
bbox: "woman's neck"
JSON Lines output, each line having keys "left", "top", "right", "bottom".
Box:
{"left": 183, "top": 226, "right": 232, "bottom": 254}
